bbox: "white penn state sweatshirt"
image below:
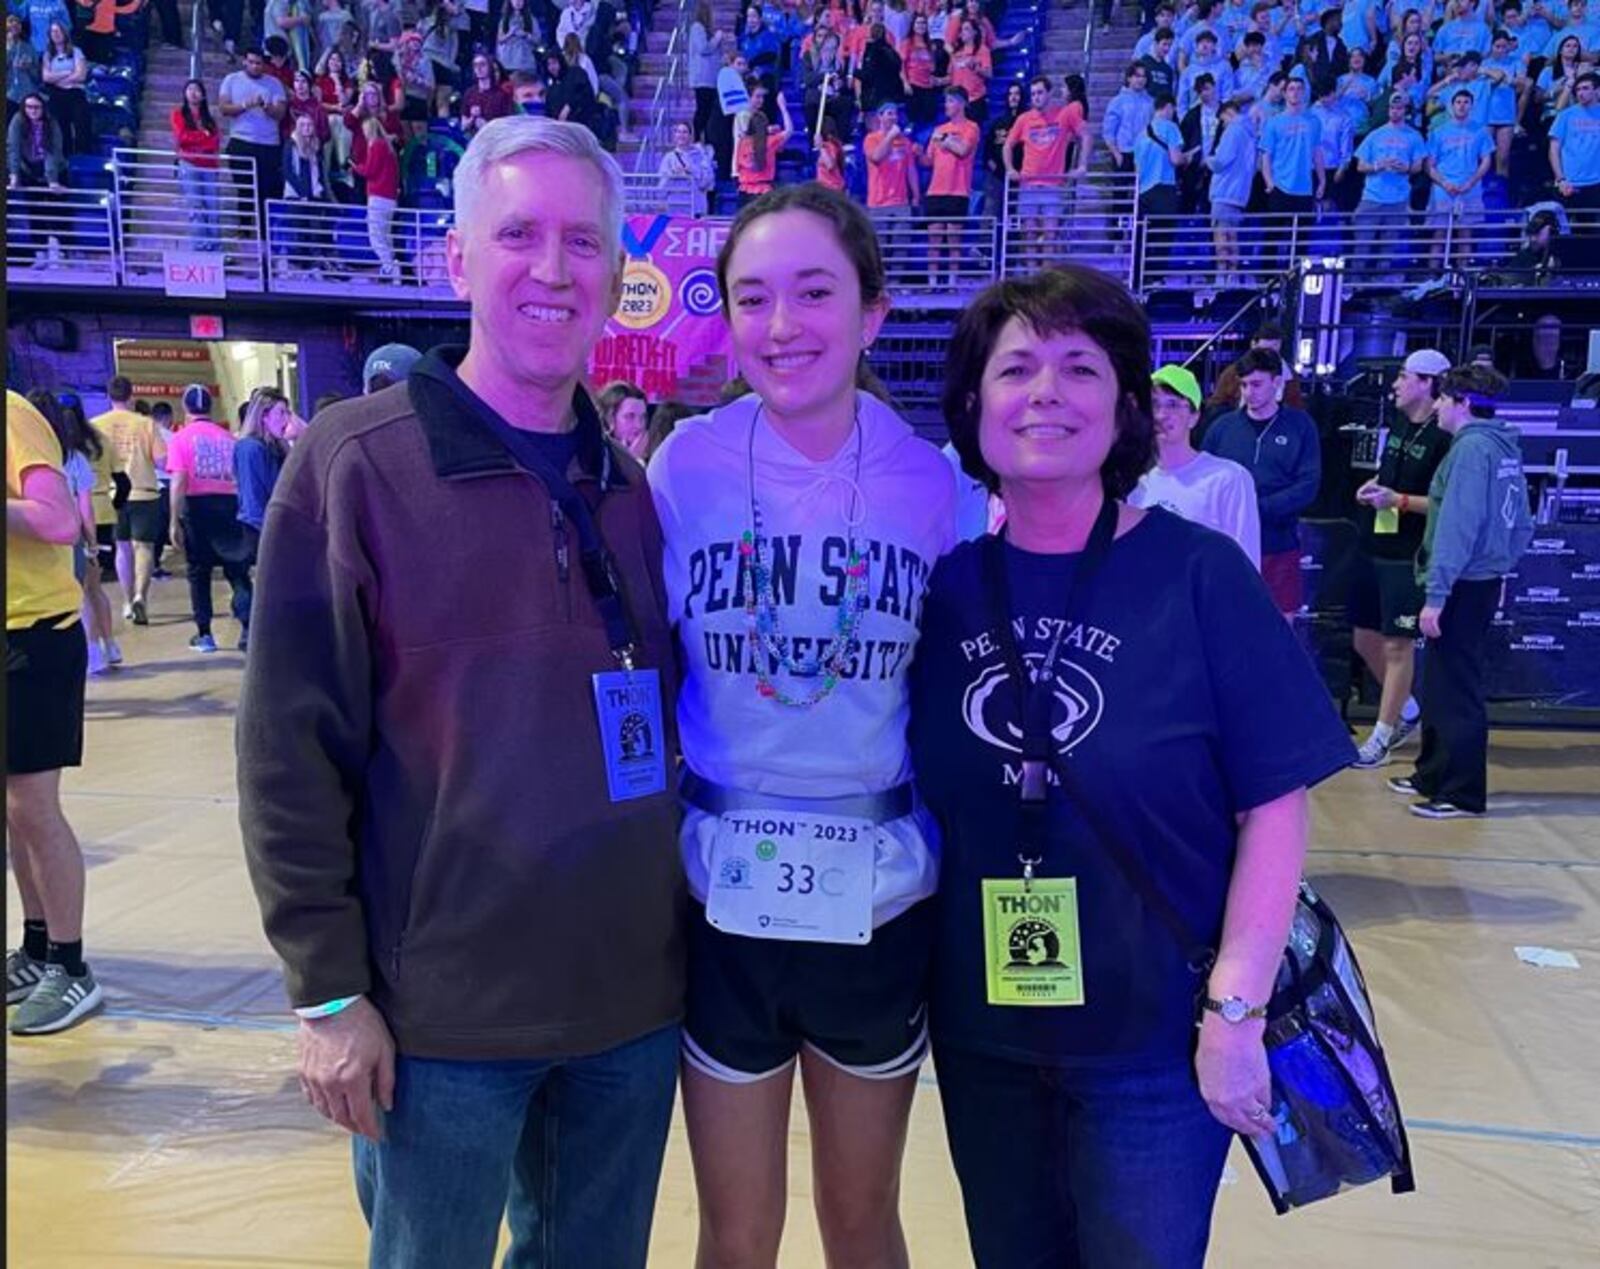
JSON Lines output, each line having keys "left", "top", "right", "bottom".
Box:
{"left": 647, "top": 390, "right": 958, "bottom": 925}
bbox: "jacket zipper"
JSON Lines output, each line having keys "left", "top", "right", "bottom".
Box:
{"left": 551, "top": 502, "right": 571, "bottom": 582}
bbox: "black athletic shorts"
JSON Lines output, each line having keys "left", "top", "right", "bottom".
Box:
{"left": 115, "top": 497, "right": 162, "bottom": 543}
{"left": 925, "top": 194, "right": 971, "bottom": 220}
{"left": 6, "top": 618, "right": 87, "bottom": 775}
{"left": 95, "top": 522, "right": 116, "bottom": 583}
{"left": 1350, "top": 552, "right": 1425, "bottom": 638}
{"left": 683, "top": 899, "right": 933, "bottom": 1083}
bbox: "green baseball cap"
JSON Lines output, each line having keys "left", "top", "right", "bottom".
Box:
{"left": 1152, "top": 364, "right": 1201, "bottom": 410}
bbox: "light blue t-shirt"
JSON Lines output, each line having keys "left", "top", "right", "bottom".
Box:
{"left": 1427, "top": 119, "right": 1495, "bottom": 186}
{"left": 1180, "top": 56, "right": 1234, "bottom": 114}
{"left": 1441, "top": 73, "right": 1495, "bottom": 130}
{"left": 1207, "top": 117, "right": 1258, "bottom": 205}
{"left": 1340, "top": 0, "right": 1381, "bottom": 50}
{"left": 1261, "top": 108, "right": 1322, "bottom": 194}
{"left": 1514, "top": 15, "right": 1554, "bottom": 58}
{"left": 1544, "top": 16, "right": 1600, "bottom": 56}
{"left": 1550, "top": 101, "right": 1600, "bottom": 186}
{"left": 1233, "top": 58, "right": 1275, "bottom": 103}
{"left": 1104, "top": 87, "right": 1156, "bottom": 151}
{"left": 1434, "top": 17, "right": 1492, "bottom": 58}
{"left": 1483, "top": 53, "right": 1521, "bottom": 124}
{"left": 1136, "top": 117, "right": 1184, "bottom": 192}
{"left": 1356, "top": 121, "right": 1427, "bottom": 202}
{"left": 1313, "top": 101, "right": 1355, "bottom": 167}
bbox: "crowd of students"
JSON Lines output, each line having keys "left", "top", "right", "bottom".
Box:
{"left": 7, "top": 112, "right": 1545, "bottom": 1269}
{"left": 655, "top": 0, "right": 1600, "bottom": 240}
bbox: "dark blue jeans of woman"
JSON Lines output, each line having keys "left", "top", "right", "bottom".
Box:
{"left": 934, "top": 1042, "right": 1232, "bottom": 1269}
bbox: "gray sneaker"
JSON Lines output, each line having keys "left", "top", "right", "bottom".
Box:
{"left": 6, "top": 949, "right": 44, "bottom": 1005}
{"left": 1391, "top": 715, "right": 1420, "bottom": 748}
{"left": 1352, "top": 733, "right": 1393, "bottom": 769}
{"left": 9, "top": 963, "right": 103, "bottom": 1035}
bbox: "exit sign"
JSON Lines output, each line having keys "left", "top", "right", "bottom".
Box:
{"left": 190, "top": 314, "right": 225, "bottom": 339}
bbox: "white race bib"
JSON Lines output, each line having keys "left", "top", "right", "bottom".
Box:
{"left": 706, "top": 810, "right": 876, "bottom": 945}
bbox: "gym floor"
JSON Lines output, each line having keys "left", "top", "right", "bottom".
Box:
{"left": 7, "top": 579, "right": 1599, "bottom": 1267}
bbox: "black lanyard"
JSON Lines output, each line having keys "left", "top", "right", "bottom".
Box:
{"left": 458, "top": 389, "right": 641, "bottom": 667}
{"left": 980, "top": 495, "right": 1119, "bottom": 869}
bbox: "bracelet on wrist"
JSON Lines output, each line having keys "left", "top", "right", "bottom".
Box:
{"left": 294, "top": 994, "right": 361, "bottom": 1020}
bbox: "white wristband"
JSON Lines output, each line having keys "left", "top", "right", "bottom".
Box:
{"left": 294, "top": 994, "right": 361, "bottom": 1020}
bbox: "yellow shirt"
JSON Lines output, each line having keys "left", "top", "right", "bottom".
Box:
{"left": 93, "top": 406, "right": 161, "bottom": 501}
{"left": 6, "top": 392, "right": 83, "bottom": 630}
{"left": 89, "top": 432, "right": 116, "bottom": 526}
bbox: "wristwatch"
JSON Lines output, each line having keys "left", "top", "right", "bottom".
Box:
{"left": 1200, "top": 994, "right": 1269, "bottom": 1024}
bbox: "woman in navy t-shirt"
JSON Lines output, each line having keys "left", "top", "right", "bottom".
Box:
{"left": 909, "top": 265, "right": 1354, "bottom": 1268}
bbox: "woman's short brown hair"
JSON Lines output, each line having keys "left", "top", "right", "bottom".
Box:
{"left": 942, "top": 266, "right": 1155, "bottom": 498}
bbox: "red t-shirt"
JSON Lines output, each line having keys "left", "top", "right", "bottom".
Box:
{"left": 353, "top": 133, "right": 400, "bottom": 200}
{"left": 927, "top": 117, "right": 980, "bottom": 195}
{"left": 170, "top": 108, "right": 221, "bottom": 168}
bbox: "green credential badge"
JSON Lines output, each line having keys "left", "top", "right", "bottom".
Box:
{"left": 981, "top": 878, "right": 1085, "bottom": 1007}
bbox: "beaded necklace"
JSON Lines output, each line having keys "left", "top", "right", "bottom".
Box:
{"left": 738, "top": 404, "right": 871, "bottom": 708}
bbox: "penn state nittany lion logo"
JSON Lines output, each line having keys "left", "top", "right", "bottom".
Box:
{"left": 618, "top": 711, "right": 654, "bottom": 762}
{"left": 961, "top": 653, "right": 1104, "bottom": 757}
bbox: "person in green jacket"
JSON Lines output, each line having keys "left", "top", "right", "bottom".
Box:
{"left": 1393, "top": 364, "right": 1534, "bottom": 820}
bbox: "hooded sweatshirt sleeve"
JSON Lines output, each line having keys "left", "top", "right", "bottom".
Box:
{"left": 237, "top": 440, "right": 377, "bottom": 1009}
{"left": 1422, "top": 437, "right": 1491, "bottom": 605}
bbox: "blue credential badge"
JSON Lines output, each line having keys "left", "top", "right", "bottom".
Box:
{"left": 591, "top": 669, "right": 668, "bottom": 802}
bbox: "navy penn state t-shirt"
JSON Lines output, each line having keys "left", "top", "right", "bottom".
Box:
{"left": 909, "top": 508, "right": 1355, "bottom": 1067}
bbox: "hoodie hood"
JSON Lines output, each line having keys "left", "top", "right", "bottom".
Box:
{"left": 1454, "top": 416, "right": 1521, "bottom": 457}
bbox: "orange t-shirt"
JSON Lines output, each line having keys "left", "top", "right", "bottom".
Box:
{"left": 927, "top": 117, "right": 980, "bottom": 195}
{"left": 736, "top": 128, "right": 789, "bottom": 193}
{"left": 901, "top": 39, "right": 936, "bottom": 87}
{"left": 949, "top": 45, "right": 991, "bottom": 102}
{"left": 1008, "top": 102, "right": 1086, "bottom": 182}
{"left": 816, "top": 138, "right": 846, "bottom": 189}
{"left": 866, "top": 131, "right": 916, "bottom": 206}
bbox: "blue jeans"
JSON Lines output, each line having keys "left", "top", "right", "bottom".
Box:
{"left": 353, "top": 1024, "right": 679, "bottom": 1269}
{"left": 179, "top": 162, "right": 222, "bottom": 253}
{"left": 934, "top": 1042, "right": 1232, "bottom": 1269}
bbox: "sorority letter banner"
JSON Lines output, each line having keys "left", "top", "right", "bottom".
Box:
{"left": 589, "top": 215, "right": 734, "bottom": 406}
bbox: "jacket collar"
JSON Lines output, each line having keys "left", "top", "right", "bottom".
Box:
{"left": 406, "top": 345, "right": 629, "bottom": 491}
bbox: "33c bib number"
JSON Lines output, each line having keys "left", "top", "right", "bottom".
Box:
{"left": 706, "top": 811, "right": 876, "bottom": 945}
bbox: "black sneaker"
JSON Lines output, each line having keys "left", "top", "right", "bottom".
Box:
{"left": 1409, "top": 800, "right": 1482, "bottom": 820}
{"left": 1385, "top": 775, "right": 1420, "bottom": 797}
{"left": 237, "top": 630, "right": 249, "bottom": 652}
{"left": 130, "top": 598, "right": 148, "bottom": 626}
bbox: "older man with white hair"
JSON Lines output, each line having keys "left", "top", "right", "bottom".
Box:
{"left": 237, "top": 117, "right": 686, "bottom": 1269}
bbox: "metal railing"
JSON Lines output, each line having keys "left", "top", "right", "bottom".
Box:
{"left": 1000, "top": 171, "right": 1139, "bottom": 285}
{"left": 113, "top": 147, "right": 264, "bottom": 292}
{"left": 1135, "top": 207, "right": 1600, "bottom": 293}
{"left": 10, "top": 149, "right": 1598, "bottom": 302}
{"left": 3, "top": 187, "right": 119, "bottom": 285}
{"left": 637, "top": 0, "right": 691, "bottom": 173}
{"left": 870, "top": 212, "right": 1000, "bottom": 299}
{"left": 263, "top": 200, "right": 457, "bottom": 298}
{"left": 623, "top": 170, "right": 702, "bottom": 217}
